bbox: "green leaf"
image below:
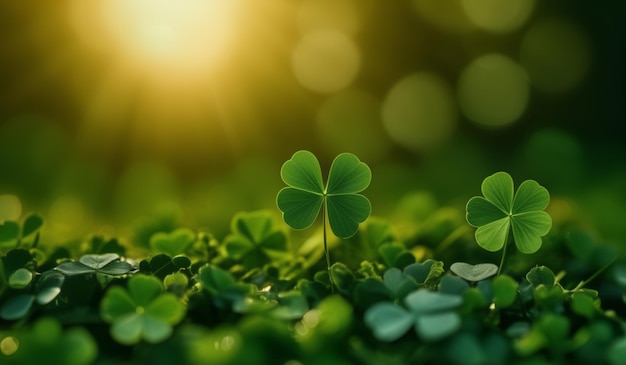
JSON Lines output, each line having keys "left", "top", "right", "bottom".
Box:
{"left": 146, "top": 293, "right": 185, "bottom": 323}
{"left": 326, "top": 152, "right": 371, "bottom": 194}
{"left": 110, "top": 313, "right": 143, "bottom": 345}
{"left": 415, "top": 311, "right": 461, "bottom": 341}
{"left": 326, "top": 193, "right": 371, "bottom": 238}
{"left": 383, "top": 268, "right": 417, "bottom": 299}
{"left": 277, "top": 150, "right": 371, "bottom": 239}
{"left": 22, "top": 213, "right": 44, "bottom": 238}
{"left": 35, "top": 270, "right": 65, "bottom": 305}
{"left": 0, "top": 294, "right": 35, "bottom": 320}
{"left": 150, "top": 228, "right": 195, "bottom": 257}
{"left": 450, "top": 262, "right": 498, "bottom": 282}
{"left": 141, "top": 315, "right": 173, "bottom": 343}
{"left": 475, "top": 218, "right": 510, "bottom": 252}
{"left": 8, "top": 267, "right": 33, "bottom": 288}
{"left": 492, "top": 275, "right": 519, "bottom": 308}
{"left": 197, "top": 264, "right": 237, "bottom": 295}
{"left": 364, "top": 302, "right": 414, "bottom": 342}
{"left": 0, "top": 220, "right": 19, "bottom": 246}
{"left": 128, "top": 275, "right": 163, "bottom": 307}
{"left": 330, "top": 262, "right": 355, "bottom": 294}
{"left": 466, "top": 172, "right": 552, "bottom": 256}
{"left": 511, "top": 211, "right": 552, "bottom": 253}
{"left": 101, "top": 286, "right": 137, "bottom": 321}
{"left": 276, "top": 187, "right": 323, "bottom": 230}
{"left": 280, "top": 150, "right": 324, "bottom": 193}
{"left": 512, "top": 180, "right": 550, "bottom": 213}
{"left": 481, "top": 172, "right": 514, "bottom": 213}
{"left": 79, "top": 253, "right": 120, "bottom": 269}
{"left": 466, "top": 196, "right": 507, "bottom": 227}
{"left": 526, "top": 266, "right": 556, "bottom": 288}
{"left": 404, "top": 289, "right": 463, "bottom": 313}
{"left": 439, "top": 275, "right": 470, "bottom": 296}
{"left": 570, "top": 292, "right": 597, "bottom": 318}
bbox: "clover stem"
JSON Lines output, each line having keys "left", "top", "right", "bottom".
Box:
{"left": 322, "top": 201, "right": 334, "bottom": 292}
{"left": 497, "top": 235, "right": 509, "bottom": 276}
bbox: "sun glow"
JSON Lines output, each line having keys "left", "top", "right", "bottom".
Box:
{"left": 73, "top": 0, "right": 240, "bottom": 80}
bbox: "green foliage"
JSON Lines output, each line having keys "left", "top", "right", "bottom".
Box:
{"left": 0, "top": 168, "right": 623, "bottom": 365}
{"left": 466, "top": 171, "right": 552, "bottom": 254}
{"left": 276, "top": 150, "right": 371, "bottom": 239}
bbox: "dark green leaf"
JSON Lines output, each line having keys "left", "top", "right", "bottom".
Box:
{"left": 526, "top": 266, "right": 556, "bottom": 288}
{"left": 8, "top": 267, "right": 33, "bottom": 288}
{"left": 1, "top": 294, "right": 35, "bottom": 320}
{"left": 35, "top": 270, "right": 65, "bottom": 305}
{"left": 492, "top": 275, "right": 519, "bottom": 308}
{"left": 22, "top": 213, "right": 44, "bottom": 238}
{"left": 0, "top": 221, "right": 19, "bottom": 246}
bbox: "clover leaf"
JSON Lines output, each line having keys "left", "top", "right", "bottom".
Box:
{"left": 223, "top": 210, "right": 288, "bottom": 268}
{"left": 450, "top": 262, "right": 498, "bottom": 282}
{"left": 277, "top": 150, "right": 371, "bottom": 290}
{"left": 100, "top": 274, "right": 185, "bottom": 345}
{"left": 466, "top": 172, "right": 552, "bottom": 254}
{"left": 277, "top": 150, "right": 371, "bottom": 239}
{"left": 55, "top": 253, "right": 133, "bottom": 276}
{"left": 149, "top": 228, "right": 195, "bottom": 257}
{"left": 364, "top": 289, "right": 463, "bottom": 342}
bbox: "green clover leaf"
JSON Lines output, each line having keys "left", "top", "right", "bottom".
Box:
{"left": 276, "top": 150, "right": 371, "bottom": 239}
{"left": 100, "top": 274, "right": 185, "bottom": 345}
{"left": 466, "top": 172, "right": 552, "bottom": 254}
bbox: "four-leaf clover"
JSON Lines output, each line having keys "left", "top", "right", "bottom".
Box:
{"left": 276, "top": 150, "right": 371, "bottom": 239}
{"left": 466, "top": 171, "right": 552, "bottom": 254}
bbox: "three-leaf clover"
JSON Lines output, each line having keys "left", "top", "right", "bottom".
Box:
{"left": 100, "top": 274, "right": 185, "bottom": 345}
{"left": 276, "top": 150, "right": 371, "bottom": 239}
{"left": 466, "top": 172, "right": 552, "bottom": 255}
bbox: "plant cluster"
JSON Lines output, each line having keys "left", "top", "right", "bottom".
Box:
{"left": 1, "top": 151, "right": 625, "bottom": 365}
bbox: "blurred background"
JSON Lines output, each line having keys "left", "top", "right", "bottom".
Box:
{"left": 0, "top": 0, "right": 624, "bottom": 246}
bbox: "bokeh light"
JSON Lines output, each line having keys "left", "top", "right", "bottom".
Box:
{"left": 461, "top": 0, "right": 535, "bottom": 33}
{"left": 382, "top": 72, "right": 457, "bottom": 152}
{"left": 297, "top": 0, "right": 361, "bottom": 35}
{"left": 316, "top": 89, "right": 391, "bottom": 162}
{"left": 411, "top": 0, "right": 474, "bottom": 34}
{"left": 457, "top": 54, "right": 529, "bottom": 128}
{"left": 0, "top": 194, "right": 22, "bottom": 221}
{"left": 520, "top": 18, "right": 592, "bottom": 94}
{"left": 292, "top": 29, "right": 360, "bottom": 94}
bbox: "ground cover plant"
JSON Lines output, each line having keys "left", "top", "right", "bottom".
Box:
{"left": 1, "top": 151, "right": 626, "bottom": 365}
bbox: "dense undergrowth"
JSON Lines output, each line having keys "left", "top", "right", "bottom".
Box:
{"left": 1, "top": 161, "right": 626, "bottom": 365}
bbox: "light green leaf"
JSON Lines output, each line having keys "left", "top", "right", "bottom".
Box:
{"left": 466, "top": 196, "right": 507, "bottom": 227}
{"left": 364, "top": 302, "right": 414, "bottom": 342}
{"left": 326, "top": 153, "right": 371, "bottom": 194}
{"left": 280, "top": 150, "right": 324, "bottom": 193}
{"left": 511, "top": 211, "right": 552, "bottom": 253}
{"left": 149, "top": 228, "right": 195, "bottom": 256}
{"left": 146, "top": 294, "right": 185, "bottom": 324}
{"left": 326, "top": 193, "right": 371, "bottom": 239}
{"left": 276, "top": 187, "right": 323, "bottom": 230}
{"left": 475, "top": 218, "right": 510, "bottom": 252}
{"left": 404, "top": 289, "right": 463, "bottom": 313}
{"left": 110, "top": 313, "right": 143, "bottom": 345}
{"left": 141, "top": 315, "right": 173, "bottom": 343}
{"left": 481, "top": 172, "right": 514, "bottom": 213}
{"left": 79, "top": 253, "right": 120, "bottom": 269}
{"left": 416, "top": 311, "right": 461, "bottom": 341}
{"left": 100, "top": 286, "right": 137, "bottom": 321}
{"left": 492, "top": 274, "right": 519, "bottom": 308}
{"left": 128, "top": 275, "right": 163, "bottom": 307}
{"left": 450, "top": 262, "right": 498, "bottom": 282}
{"left": 9, "top": 268, "right": 33, "bottom": 289}
{"left": 512, "top": 180, "right": 550, "bottom": 213}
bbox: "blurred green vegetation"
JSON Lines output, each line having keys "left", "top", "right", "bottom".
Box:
{"left": 0, "top": 1, "right": 624, "bottom": 249}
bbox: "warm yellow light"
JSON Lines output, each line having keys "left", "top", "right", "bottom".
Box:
{"left": 71, "top": 0, "right": 240, "bottom": 80}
